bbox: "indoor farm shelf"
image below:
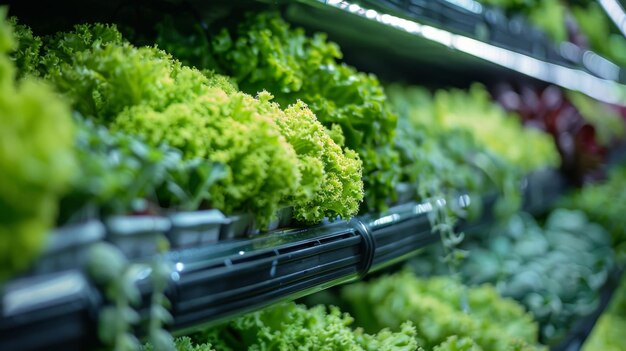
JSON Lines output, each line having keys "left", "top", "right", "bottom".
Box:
{"left": 0, "top": 169, "right": 566, "bottom": 351}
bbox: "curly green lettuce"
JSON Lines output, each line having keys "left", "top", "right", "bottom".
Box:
{"left": 111, "top": 88, "right": 300, "bottom": 228}
{"left": 257, "top": 92, "right": 363, "bottom": 223}
{"left": 42, "top": 26, "right": 206, "bottom": 121}
{"left": 58, "top": 117, "right": 226, "bottom": 223}
{"left": 433, "top": 336, "right": 483, "bottom": 351}
{"left": 41, "top": 24, "right": 298, "bottom": 227}
{"left": 430, "top": 84, "right": 558, "bottom": 172}
{"left": 7, "top": 16, "right": 42, "bottom": 78}
{"left": 38, "top": 23, "right": 363, "bottom": 227}
{"left": 341, "top": 271, "right": 545, "bottom": 350}
{"left": 192, "top": 302, "right": 420, "bottom": 351}
{"left": 144, "top": 337, "right": 215, "bottom": 351}
{"left": 0, "top": 9, "right": 75, "bottom": 280}
{"left": 160, "top": 11, "right": 400, "bottom": 210}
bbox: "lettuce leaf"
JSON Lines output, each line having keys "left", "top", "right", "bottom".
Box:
{"left": 0, "top": 9, "right": 75, "bottom": 280}
{"left": 159, "top": 12, "right": 399, "bottom": 211}
{"left": 192, "top": 302, "right": 420, "bottom": 351}
{"left": 341, "top": 271, "right": 545, "bottom": 350}
{"left": 38, "top": 23, "right": 362, "bottom": 228}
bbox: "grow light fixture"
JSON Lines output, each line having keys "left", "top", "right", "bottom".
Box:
{"left": 598, "top": 0, "right": 626, "bottom": 38}
{"left": 443, "top": 0, "right": 483, "bottom": 14}
{"left": 315, "top": 0, "right": 626, "bottom": 105}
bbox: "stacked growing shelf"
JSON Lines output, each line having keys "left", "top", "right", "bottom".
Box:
{"left": 1, "top": 0, "right": 625, "bottom": 350}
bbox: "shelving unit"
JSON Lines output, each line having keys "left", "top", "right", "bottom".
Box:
{"left": 0, "top": 170, "right": 566, "bottom": 351}
{"left": 1, "top": 0, "right": 624, "bottom": 349}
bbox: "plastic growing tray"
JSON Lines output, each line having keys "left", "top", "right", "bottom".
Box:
{"left": 0, "top": 270, "right": 99, "bottom": 351}
{"left": 168, "top": 210, "right": 228, "bottom": 248}
{"left": 105, "top": 215, "right": 171, "bottom": 259}
{"left": 34, "top": 220, "right": 106, "bottom": 274}
{"left": 218, "top": 212, "right": 256, "bottom": 240}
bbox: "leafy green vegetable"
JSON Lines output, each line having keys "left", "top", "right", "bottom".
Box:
{"left": 59, "top": 116, "right": 226, "bottom": 223}
{"left": 464, "top": 209, "right": 612, "bottom": 344}
{"left": 389, "top": 85, "right": 482, "bottom": 198}
{"left": 582, "top": 274, "right": 626, "bottom": 351}
{"left": 429, "top": 84, "right": 558, "bottom": 172}
{"left": 387, "top": 84, "right": 527, "bottom": 218}
{"left": 159, "top": 12, "right": 400, "bottom": 211}
{"left": 389, "top": 83, "right": 557, "bottom": 219}
{"left": 111, "top": 89, "right": 300, "bottom": 228}
{"left": 192, "top": 302, "right": 420, "bottom": 351}
{"left": 411, "top": 208, "right": 613, "bottom": 344}
{"left": 341, "top": 271, "right": 545, "bottom": 350}
{"left": 261, "top": 94, "right": 364, "bottom": 223}
{"left": 41, "top": 24, "right": 203, "bottom": 121}
{"left": 146, "top": 256, "right": 176, "bottom": 351}
{"left": 144, "top": 337, "right": 215, "bottom": 351}
{"left": 388, "top": 84, "right": 542, "bottom": 276}
{"left": 37, "top": 23, "right": 362, "bottom": 228}
{"left": 87, "top": 243, "right": 143, "bottom": 351}
{"left": 0, "top": 9, "right": 75, "bottom": 281}
{"left": 563, "top": 165, "right": 626, "bottom": 261}
{"left": 7, "top": 16, "right": 42, "bottom": 78}
{"left": 433, "top": 336, "right": 482, "bottom": 351}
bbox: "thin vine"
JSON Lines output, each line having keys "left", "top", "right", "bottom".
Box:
{"left": 87, "top": 242, "right": 142, "bottom": 351}
{"left": 87, "top": 241, "right": 176, "bottom": 351}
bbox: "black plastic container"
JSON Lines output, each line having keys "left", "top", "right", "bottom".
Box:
{"left": 0, "top": 270, "right": 99, "bottom": 351}
{"left": 105, "top": 215, "right": 171, "bottom": 259}
{"left": 33, "top": 220, "right": 106, "bottom": 275}
{"left": 168, "top": 210, "right": 228, "bottom": 248}
{"left": 522, "top": 168, "right": 568, "bottom": 214}
{"left": 267, "top": 206, "right": 294, "bottom": 232}
{"left": 218, "top": 212, "right": 256, "bottom": 241}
